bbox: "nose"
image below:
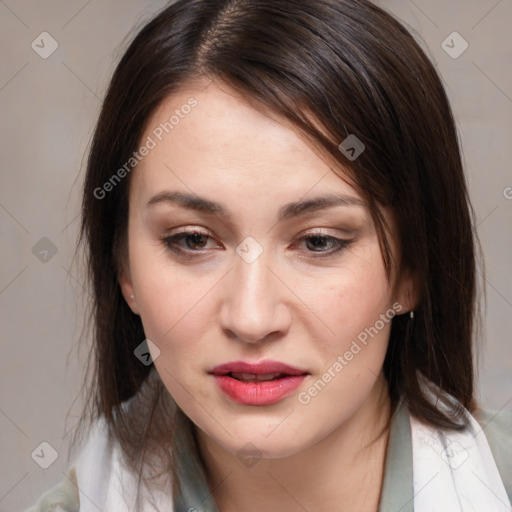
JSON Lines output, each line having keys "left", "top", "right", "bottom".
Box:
{"left": 219, "top": 247, "right": 291, "bottom": 344}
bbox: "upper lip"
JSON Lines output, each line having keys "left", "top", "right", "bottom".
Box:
{"left": 209, "top": 359, "right": 309, "bottom": 376}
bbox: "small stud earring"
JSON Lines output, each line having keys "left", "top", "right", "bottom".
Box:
{"left": 130, "top": 294, "right": 135, "bottom": 299}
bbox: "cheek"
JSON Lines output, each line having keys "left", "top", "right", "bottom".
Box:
{"left": 295, "top": 261, "right": 393, "bottom": 420}
{"left": 129, "top": 246, "right": 216, "bottom": 366}
{"left": 305, "top": 248, "right": 393, "bottom": 349}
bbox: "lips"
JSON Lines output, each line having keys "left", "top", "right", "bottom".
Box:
{"left": 210, "top": 360, "right": 308, "bottom": 377}
{"left": 209, "top": 360, "right": 309, "bottom": 405}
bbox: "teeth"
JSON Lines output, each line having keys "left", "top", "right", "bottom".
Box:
{"left": 230, "top": 372, "right": 283, "bottom": 382}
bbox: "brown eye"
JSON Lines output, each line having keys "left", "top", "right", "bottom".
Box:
{"left": 162, "top": 230, "right": 214, "bottom": 255}
{"left": 161, "top": 230, "right": 353, "bottom": 259}
{"left": 298, "top": 233, "right": 354, "bottom": 256}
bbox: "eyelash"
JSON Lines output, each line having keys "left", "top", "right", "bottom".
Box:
{"left": 161, "top": 229, "right": 354, "bottom": 258}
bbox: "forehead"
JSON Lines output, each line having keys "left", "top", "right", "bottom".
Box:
{"left": 132, "top": 80, "right": 361, "bottom": 205}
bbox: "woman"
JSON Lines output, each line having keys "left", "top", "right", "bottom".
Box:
{"left": 25, "top": 0, "right": 512, "bottom": 511}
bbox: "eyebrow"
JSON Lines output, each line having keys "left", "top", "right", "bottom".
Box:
{"left": 146, "top": 191, "right": 366, "bottom": 222}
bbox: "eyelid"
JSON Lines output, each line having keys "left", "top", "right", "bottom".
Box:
{"left": 163, "top": 226, "right": 352, "bottom": 242}
{"left": 300, "top": 226, "right": 355, "bottom": 237}
{"left": 161, "top": 227, "right": 355, "bottom": 258}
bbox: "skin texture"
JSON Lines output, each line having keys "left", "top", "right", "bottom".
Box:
{"left": 119, "top": 80, "right": 415, "bottom": 512}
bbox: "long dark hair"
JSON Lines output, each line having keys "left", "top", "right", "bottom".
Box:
{"left": 73, "top": 0, "right": 482, "bottom": 507}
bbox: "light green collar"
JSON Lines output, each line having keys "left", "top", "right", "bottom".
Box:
{"left": 378, "top": 399, "right": 414, "bottom": 512}
{"left": 172, "top": 399, "right": 415, "bottom": 512}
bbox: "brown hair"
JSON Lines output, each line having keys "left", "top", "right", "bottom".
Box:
{"left": 73, "top": 0, "right": 482, "bottom": 507}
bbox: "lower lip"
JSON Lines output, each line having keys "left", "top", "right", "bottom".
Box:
{"left": 212, "top": 374, "right": 307, "bottom": 405}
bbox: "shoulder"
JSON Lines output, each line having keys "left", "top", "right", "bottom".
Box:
{"left": 472, "top": 406, "right": 512, "bottom": 500}
{"left": 473, "top": 406, "right": 512, "bottom": 448}
{"left": 23, "top": 468, "right": 79, "bottom": 512}
{"left": 24, "top": 413, "right": 176, "bottom": 512}
{"left": 23, "top": 417, "right": 112, "bottom": 512}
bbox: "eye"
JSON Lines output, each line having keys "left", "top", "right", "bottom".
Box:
{"left": 161, "top": 229, "right": 354, "bottom": 258}
{"left": 297, "top": 232, "right": 353, "bottom": 256}
{"left": 162, "top": 230, "right": 218, "bottom": 255}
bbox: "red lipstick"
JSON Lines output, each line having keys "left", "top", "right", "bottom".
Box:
{"left": 209, "top": 360, "right": 309, "bottom": 405}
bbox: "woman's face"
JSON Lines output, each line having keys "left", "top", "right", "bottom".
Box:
{"left": 119, "top": 81, "right": 412, "bottom": 458}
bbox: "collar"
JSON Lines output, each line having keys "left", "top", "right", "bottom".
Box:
{"left": 172, "top": 399, "right": 414, "bottom": 512}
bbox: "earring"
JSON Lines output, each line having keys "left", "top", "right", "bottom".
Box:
{"left": 130, "top": 294, "right": 135, "bottom": 299}
{"left": 410, "top": 310, "right": 414, "bottom": 319}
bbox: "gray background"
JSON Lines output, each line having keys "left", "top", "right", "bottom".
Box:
{"left": 0, "top": 0, "right": 511, "bottom": 510}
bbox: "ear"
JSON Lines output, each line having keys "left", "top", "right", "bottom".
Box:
{"left": 118, "top": 267, "right": 140, "bottom": 315}
{"left": 394, "top": 268, "right": 419, "bottom": 315}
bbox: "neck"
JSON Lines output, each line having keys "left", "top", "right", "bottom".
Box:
{"left": 195, "top": 374, "right": 393, "bottom": 512}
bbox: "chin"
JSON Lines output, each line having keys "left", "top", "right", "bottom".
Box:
{"left": 210, "top": 423, "right": 311, "bottom": 460}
